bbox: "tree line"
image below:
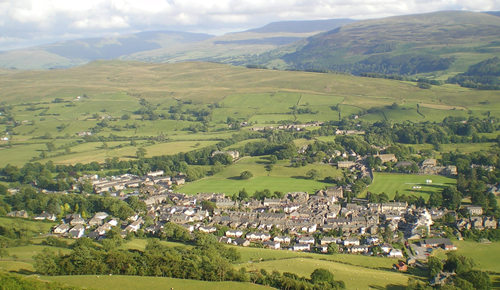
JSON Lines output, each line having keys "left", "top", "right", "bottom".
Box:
{"left": 34, "top": 236, "right": 346, "bottom": 290}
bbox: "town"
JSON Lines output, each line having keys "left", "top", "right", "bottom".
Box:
{"left": 6, "top": 148, "right": 498, "bottom": 275}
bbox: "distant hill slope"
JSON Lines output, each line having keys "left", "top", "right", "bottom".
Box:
{"left": 0, "top": 31, "right": 213, "bottom": 70}
{"left": 244, "top": 19, "right": 356, "bottom": 33}
{"left": 264, "top": 11, "right": 500, "bottom": 75}
{"left": 123, "top": 18, "right": 355, "bottom": 66}
{"left": 484, "top": 11, "right": 500, "bottom": 17}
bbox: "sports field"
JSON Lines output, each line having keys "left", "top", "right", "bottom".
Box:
{"left": 366, "top": 173, "right": 456, "bottom": 199}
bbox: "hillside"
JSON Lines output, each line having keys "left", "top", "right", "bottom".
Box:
{"left": 1, "top": 60, "right": 500, "bottom": 166}
{"left": 264, "top": 11, "right": 500, "bottom": 76}
{"left": 123, "top": 19, "right": 354, "bottom": 66}
{"left": 0, "top": 31, "right": 214, "bottom": 70}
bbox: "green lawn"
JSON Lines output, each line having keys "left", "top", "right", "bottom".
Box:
{"left": 366, "top": 173, "right": 456, "bottom": 199}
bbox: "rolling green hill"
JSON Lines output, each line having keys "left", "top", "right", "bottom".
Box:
{"left": 1, "top": 60, "right": 500, "bottom": 167}
{"left": 266, "top": 11, "right": 500, "bottom": 76}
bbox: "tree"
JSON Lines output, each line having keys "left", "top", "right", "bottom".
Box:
{"left": 427, "top": 192, "right": 443, "bottom": 208}
{"left": 136, "top": 147, "right": 147, "bottom": 159}
{"left": 327, "top": 243, "right": 339, "bottom": 254}
{"left": 46, "top": 142, "right": 56, "bottom": 152}
{"left": 460, "top": 270, "right": 491, "bottom": 290}
{"left": 0, "top": 184, "right": 7, "bottom": 195}
{"left": 442, "top": 186, "right": 462, "bottom": 210}
{"left": 238, "top": 188, "right": 249, "bottom": 201}
{"left": 240, "top": 171, "right": 253, "bottom": 180}
{"left": 306, "top": 169, "right": 320, "bottom": 180}
{"left": 269, "top": 155, "right": 278, "bottom": 164}
{"left": 211, "top": 161, "right": 224, "bottom": 175}
{"left": 427, "top": 256, "right": 443, "bottom": 278}
{"left": 310, "top": 268, "right": 335, "bottom": 284}
{"left": 121, "top": 114, "right": 131, "bottom": 120}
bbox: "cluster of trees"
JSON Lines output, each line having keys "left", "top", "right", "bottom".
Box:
{"left": 0, "top": 272, "right": 87, "bottom": 290}
{"left": 447, "top": 57, "right": 500, "bottom": 90}
{"left": 364, "top": 117, "right": 499, "bottom": 148}
{"left": 423, "top": 252, "right": 491, "bottom": 290}
{"left": 0, "top": 219, "right": 40, "bottom": 248}
{"left": 0, "top": 185, "right": 145, "bottom": 220}
{"left": 360, "top": 72, "right": 417, "bottom": 81}
{"left": 34, "top": 236, "right": 344, "bottom": 290}
{"left": 317, "top": 53, "right": 456, "bottom": 76}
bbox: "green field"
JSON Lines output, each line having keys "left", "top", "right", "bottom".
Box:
{"left": 178, "top": 156, "right": 341, "bottom": 195}
{"left": 431, "top": 240, "right": 500, "bottom": 273}
{"left": 0, "top": 217, "right": 57, "bottom": 234}
{"left": 366, "top": 173, "right": 456, "bottom": 199}
{"left": 42, "top": 275, "right": 269, "bottom": 290}
{"left": 251, "top": 258, "right": 410, "bottom": 290}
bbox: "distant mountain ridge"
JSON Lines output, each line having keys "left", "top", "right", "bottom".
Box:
{"left": 244, "top": 19, "right": 356, "bottom": 33}
{"left": 0, "top": 31, "right": 214, "bottom": 69}
{"left": 1, "top": 10, "right": 499, "bottom": 75}
{"left": 0, "top": 18, "right": 355, "bottom": 70}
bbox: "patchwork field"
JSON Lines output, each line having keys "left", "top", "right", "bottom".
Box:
{"left": 365, "top": 173, "right": 456, "bottom": 199}
{"left": 1, "top": 61, "right": 500, "bottom": 169}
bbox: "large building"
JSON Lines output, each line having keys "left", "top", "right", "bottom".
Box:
{"left": 211, "top": 150, "right": 240, "bottom": 160}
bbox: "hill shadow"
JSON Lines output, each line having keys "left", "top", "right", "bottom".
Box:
{"left": 492, "top": 275, "right": 500, "bottom": 289}
{"left": 369, "top": 284, "right": 406, "bottom": 290}
{"left": 10, "top": 268, "right": 36, "bottom": 275}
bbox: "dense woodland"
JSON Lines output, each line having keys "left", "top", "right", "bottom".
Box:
{"left": 447, "top": 57, "right": 500, "bottom": 90}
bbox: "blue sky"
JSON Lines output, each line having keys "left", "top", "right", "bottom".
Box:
{"left": 0, "top": 0, "right": 498, "bottom": 51}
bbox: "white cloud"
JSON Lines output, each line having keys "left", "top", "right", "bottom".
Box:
{"left": 0, "top": 0, "right": 498, "bottom": 50}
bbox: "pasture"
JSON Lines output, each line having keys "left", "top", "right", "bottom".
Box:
{"left": 431, "top": 240, "right": 500, "bottom": 273}
{"left": 41, "top": 275, "right": 269, "bottom": 290}
{"left": 178, "top": 156, "right": 341, "bottom": 195}
{"left": 249, "top": 257, "right": 411, "bottom": 290}
{"left": 366, "top": 173, "right": 456, "bottom": 199}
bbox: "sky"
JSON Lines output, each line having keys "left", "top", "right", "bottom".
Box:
{"left": 0, "top": 0, "right": 499, "bottom": 51}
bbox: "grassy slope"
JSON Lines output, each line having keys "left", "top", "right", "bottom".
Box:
{"left": 250, "top": 258, "right": 410, "bottom": 290}
{"left": 5, "top": 234, "right": 500, "bottom": 289}
{"left": 42, "top": 275, "right": 269, "bottom": 290}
